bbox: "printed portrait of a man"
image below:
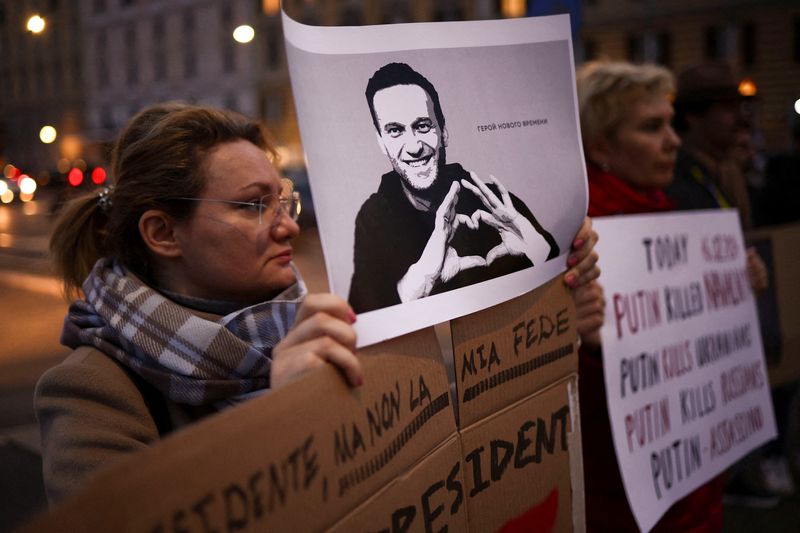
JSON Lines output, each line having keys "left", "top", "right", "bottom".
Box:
{"left": 348, "top": 62, "right": 560, "bottom": 313}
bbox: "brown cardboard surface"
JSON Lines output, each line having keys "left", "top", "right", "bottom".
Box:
{"left": 451, "top": 278, "right": 578, "bottom": 428}
{"left": 25, "top": 328, "right": 456, "bottom": 533}
{"left": 459, "top": 375, "right": 577, "bottom": 533}
{"left": 746, "top": 222, "right": 800, "bottom": 387}
{"left": 327, "top": 434, "right": 467, "bottom": 533}
{"left": 25, "top": 283, "right": 585, "bottom": 532}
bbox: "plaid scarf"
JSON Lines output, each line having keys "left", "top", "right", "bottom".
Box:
{"left": 61, "top": 258, "right": 306, "bottom": 406}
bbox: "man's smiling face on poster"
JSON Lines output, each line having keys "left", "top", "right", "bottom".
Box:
{"left": 373, "top": 84, "right": 449, "bottom": 192}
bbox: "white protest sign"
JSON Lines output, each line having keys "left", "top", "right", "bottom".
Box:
{"left": 594, "top": 210, "right": 777, "bottom": 532}
{"left": 282, "top": 13, "right": 587, "bottom": 347}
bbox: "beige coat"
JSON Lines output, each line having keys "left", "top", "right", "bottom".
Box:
{"left": 34, "top": 346, "right": 214, "bottom": 505}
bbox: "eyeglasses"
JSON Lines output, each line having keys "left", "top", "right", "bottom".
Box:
{"left": 176, "top": 179, "right": 301, "bottom": 226}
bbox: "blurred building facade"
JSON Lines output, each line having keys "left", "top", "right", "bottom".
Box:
{"left": 1, "top": 0, "right": 798, "bottom": 179}
{"left": 0, "top": 0, "right": 85, "bottom": 178}
{"left": 77, "top": 0, "right": 304, "bottom": 167}
{"left": 580, "top": 0, "right": 800, "bottom": 151}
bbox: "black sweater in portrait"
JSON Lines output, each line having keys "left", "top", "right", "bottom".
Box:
{"left": 348, "top": 163, "right": 559, "bottom": 313}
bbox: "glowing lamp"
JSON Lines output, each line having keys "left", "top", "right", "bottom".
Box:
{"left": 19, "top": 176, "right": 37, "bottom": 194}
{"left": 26, "top": 15, "right": 45, "bottom": 34}
{"left": 233, "top": 25, "right": 255, "bottom": 44}
{"left": 68, "top": 168, "right": 84, "bottom": 187}
{"left": 738, "top": 78, "right": 757, "bottom": 97}
{"left": 91, "top": 167, "right": 107, "bottom": 184}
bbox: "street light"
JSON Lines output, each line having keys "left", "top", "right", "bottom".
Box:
{"left": 40, "top": 125, "right": 57, "bottom": 144}
{"left": 794, "top": 98, "right": 800, "bottom": 116}
{"left": 233, "top": 25, "right": 255, "bottom": 44}
{"left": 26, "top": 14, "right": 46, "bottom": 34}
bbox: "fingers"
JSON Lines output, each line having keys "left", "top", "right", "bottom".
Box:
{"left": 454, "top": 213, "right": 478, "bottom": 231}
{"left": 487, "top": 174, "right": 512, "bottom": 206}
{"left": 272, "top": 337, "right": 363, "bottom": 389}
{"left": 468, "top": 171, "right": 501, "bottom": 208}
{"left": 457, "top": 254, "right": 487, "bottom": 272}
{"left": 568, "top": 217, "right": 599, "bottom": 266}
{"left": 282, "top": 310, "right": 357, "bottom": 353}
{"left": 564, "top": 249, "right": 600, "bottom": 288}
{"left": 471, "top": 209, "right": 503, "bottom": 231}
{"left": 486, "top": 243, "right": 509, "bottom": 266}
{"left": 271, "top": 292, "right": 363, "bottom": 389}
{"left": 461, "top": 171, "right": 501, "bottom": 211}
{"left": 574, "top": 284, "right": 604, "bottom": 310}
{"left": 565, "top": 217, "right": 600, "bottom": 289}
{"left": 437, "top": 181, "right": 461, "bottom": 218}
{"left": 573, "top": 281, "right": 605, "bottom": 348}
{"left": 295, "top": 293, "right": 356, "bottom": 326}
{"left": 307, "top": 336, "right": 363, "bottom": 388}
{"left": 745, "top": 247, "right": 768, "bottom": 293}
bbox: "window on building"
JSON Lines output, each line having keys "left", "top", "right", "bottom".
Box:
{"left": 435, "top": 2, "right": 463, "bottom": 21}
{"left": 740, "top": 22, "right": 756, "bottom": 66}
{"left": 793, "top": 16, "right": 800, "bottom": 63}
{"left": 183, "top": 9, "right": 197, "bottom": 78}
{"left": 265, "top": 22, "right": 282, "bottom": 69}
{"left": 655, "top": 32, "right": 672, "bottom": 66}
{"left": 53, "top": 57, "right": 63, "bottom": 90}
{"left": 340, "top": 4, "right": 363, "bottom": 25}
{"left": 264, "top": 92, "right": 284, "bottom": 124}
{"left": 225, "top": 94, "right": 238, "bottom": 112}
{"left": 582, "top": 38, "right": 597, "bottom": 62}
{"left": 382, "top": 0, "right": 410, "bottom": 23}
{"left": 221, "top": 4, "right": 235, "bottom": 72}
{"left": 34, "top": 61, "right": 45, "bottom": 99}
{"left": 125, "top": 25, "right": 138, "bottom": 85}
{"left": 300, "top": 5, "right": 320, "bottom": 25}
{"left": 72, "top": 55, "right": 81, "bottom": 91}
{"left": 96, "top": 30, "right": 109, "bottom": 89}
{"left": 627, "top": 34, "right": 645, "bottom": 63}
{"left": 153, "top": 17, "right": 166, "bottom": 81}
{"left": 704, "top": 25, "right": 722, "bottom": 60}
{"left": 100, "top": 105, "right": 113, "bottom": 130}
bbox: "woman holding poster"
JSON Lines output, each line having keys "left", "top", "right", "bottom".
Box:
{"left": 575, "top": 61, "right": 726, "bottom": 532}
{"left": 36, "top": 103, "right": 600, "bottom": 506}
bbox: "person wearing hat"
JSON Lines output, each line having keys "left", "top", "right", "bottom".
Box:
{"left": 668, "top": 62, "right": 768, "bottom": 295}
{"left": 667, "top": 62, "right": 755, "bottom": 227}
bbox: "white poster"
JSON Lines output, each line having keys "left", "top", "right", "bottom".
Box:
{"left": 594, "top": 210, "right": 777, "bottom": 532}
{"left": 282, "top": 13, "right": 587, "bottom": 347}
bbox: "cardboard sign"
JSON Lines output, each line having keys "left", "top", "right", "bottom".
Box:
{"left": 25, "top": 330, "right": 457, "bottom": 532}
{"left": 745, "top": 222, "right": 800, "bottom": 387}
{"left": 328, "top": 434, "right": 469, "bottom": 532}
{"left": 451, "top": 276, "right": 577, "bottom": 428}
{"left": 26, "top": 280, "right": 583, "bottom": 532}
{"left": 458, "top": 376, "right": 578, "bottom": 533}
{"left": 594, "top": 210, "right": 777, "bottom": 532}
{"left": 282, "top": 12, "right": 587, "bottom": 347}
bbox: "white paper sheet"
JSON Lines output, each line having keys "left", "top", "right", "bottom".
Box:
{"left": 283, "top": 12, "right": 587, "bottom": 347}
{"left": 594, "top": 210, "right": 777, "bottom": 532}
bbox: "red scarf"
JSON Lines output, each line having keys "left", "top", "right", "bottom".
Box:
{"left": 587, "top": 163, "right": 673, "bottom": 216}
